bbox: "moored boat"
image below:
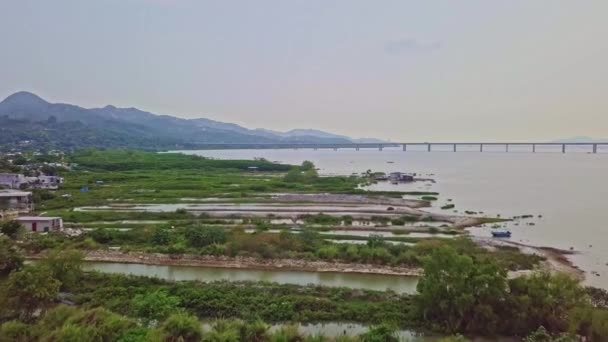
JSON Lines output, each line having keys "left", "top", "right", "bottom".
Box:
{"left": 491, "top": 230, "right": 512, "bottom": 238}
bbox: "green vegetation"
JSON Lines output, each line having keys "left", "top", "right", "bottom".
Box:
{"left": 75, "top": 272, "right": 411, "bottom": 325}
{"left": 1, "top": 305, "right": 469, "bottom": 342}
{"left": 36, "top": 150, "right": 366, "bottom": 212}
{"left": 420, "top": 196, "right": 437, "bottom": 201}
{"left": 302, "top": 213, "right": 343, "bottom": 225}
{"left": 20, "top": 226, "right": 542, "bottom": 271}
{"left": 0, "top": 237, "right": 23, "bottom": 276}
{"left": 3, "top": 149, "right": 601, "bottom": 340}
{"left": 72, "top": 149, "right": 292, "bottom": 172}
{"left": 415, "top": 246, "right": 608, "bottom": 338}
{"left": 0, "top": 231, "right": 606, "bottom": 340}
{"left": 0, "top": 220, "right": 24, "bottom": 240}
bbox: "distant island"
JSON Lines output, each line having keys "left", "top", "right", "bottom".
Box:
{"left": 0, "top": 91, "right": 383, "bottom": 151}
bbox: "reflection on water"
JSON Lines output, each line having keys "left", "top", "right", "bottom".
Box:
{"left": 84, "top": 262, "right": 418, "bottom": 294}
{"left": 201, "top": 322, "right": 422, "bottom": 339}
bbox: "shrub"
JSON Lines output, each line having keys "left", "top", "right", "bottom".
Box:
{"left": 185, "top": 226, "right": 227, "bottom": 248}
{"left": 160, "top": 313, "right": 202, "bottom": 342}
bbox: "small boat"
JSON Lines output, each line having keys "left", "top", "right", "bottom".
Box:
{"left": 491, "top": 230, "right": 512, "bottom": 238}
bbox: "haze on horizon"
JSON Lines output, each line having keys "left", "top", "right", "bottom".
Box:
{"left": 1, "top": 1, "right": 607, "bottom": 142}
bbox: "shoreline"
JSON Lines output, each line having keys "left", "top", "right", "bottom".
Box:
{"left": 28, "top": 250, "right": 423, "bottom": 277}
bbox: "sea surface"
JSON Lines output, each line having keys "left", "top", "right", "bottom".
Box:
{"left": 177, "top": 146, "right": 608, "bottom": 289}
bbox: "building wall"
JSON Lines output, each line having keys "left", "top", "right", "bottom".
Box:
{"left": 0, "top": 194, "right": 33, "bottom": 212}
{"left": 17, "top": 218, "right": 63, "bottom": 232}
{"left": 0, "top": 174, "right": 24, "bottom": 189}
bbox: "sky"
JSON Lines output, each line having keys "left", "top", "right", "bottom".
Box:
{"left": 1, "top": 0, "right": 607, "bottom": 142}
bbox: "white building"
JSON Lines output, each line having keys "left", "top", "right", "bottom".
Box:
{"left": 16, "top": 216, "right": 63, "bottom": 233}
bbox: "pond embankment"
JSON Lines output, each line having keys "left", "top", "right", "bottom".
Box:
{"left": 28, "top": 250, "right": 422, "bottom": 277}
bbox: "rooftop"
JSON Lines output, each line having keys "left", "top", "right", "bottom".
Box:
{"left": 16, "top": 216, "right": 61, "bottom": 221}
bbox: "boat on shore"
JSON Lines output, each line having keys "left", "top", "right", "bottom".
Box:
{"left": 492, "top": 230, "right": 512, "bottom": 238}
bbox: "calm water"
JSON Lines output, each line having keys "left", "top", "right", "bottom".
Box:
{"left": 84, "top": 262, "right": 418, "bottom": 294}
{"left": 178, "top": 148, "right": 608, "bottom": 288}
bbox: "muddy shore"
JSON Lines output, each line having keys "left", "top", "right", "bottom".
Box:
{"left": 474, "top": 237, "right": 585, "bottom": 280}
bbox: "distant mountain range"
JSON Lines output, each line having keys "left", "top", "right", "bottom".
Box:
{"left": 0, "top": 91, "right": 382, "bottom": 151}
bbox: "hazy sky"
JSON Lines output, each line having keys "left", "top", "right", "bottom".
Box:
{"left": 1, "top": 1, "right": 607, "bottom": 141}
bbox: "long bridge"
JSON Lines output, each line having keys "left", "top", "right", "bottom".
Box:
{"left": 192, "top": 142, "right": 607, "bottom": 153}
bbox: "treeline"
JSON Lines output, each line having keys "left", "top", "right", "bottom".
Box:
{"left": 0, "top": 116, "right": 181, "bottom": 152}
{"left": 70, "top": 149, "right": 292, "bottom": 172}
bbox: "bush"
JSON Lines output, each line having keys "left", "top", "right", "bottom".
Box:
{"left": 0, "top": 321, "right": 31, "bottom": 342}
{"left": 90, "top": 228, "right": 114, "bottom": 244}
{"left": 151, "top": 227, "right": 171, "bottom": 245}
{"left": 132, "top": 290, "right": 181, "bottom": 324}
{"left": 360, "top": 324, "right": 398, "bottom": 342}
{"left": 0, "top": 220, "right": 24, "bottom": 239}
{"left": 185, "top": 226, "right": 227, "bottom": 248}
{"left": 160, "top": 313, "right": 202, "bottom": 342}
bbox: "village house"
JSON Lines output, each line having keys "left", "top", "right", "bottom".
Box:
{"left": 16, "top": 216, "right": 63, "bottom": 233}
{"left": 0, "top": 190, "right": 33, "bottom": 218}
{"left": 0, "top": 173, "right": 26, "bottom": 189}
{"left": 0, "top": 173, "right": 64, "bottom": 190}
{"left": 33, "top": 175, "right": 65, "bottom": 189}
{"left": 388, "top": 172, "right": 415, "bottom": 183}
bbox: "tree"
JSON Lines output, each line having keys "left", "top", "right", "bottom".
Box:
{"left": 160, "top": 313, "right": 203, "bottom": 342}
{"left": 0, "top": 220, "right": 24, "bottom": 239}
{"left": 506, "top": 272, "right": 587, "bottom": 335}
{"left": 367, "top": 234, "right": 385, "bottom": 248}
{"left": 90, "top": 228, "right": 114, "bottom": 244}
{"left": 300, "top": 160, "right": 315, "bottom": 171}
{"left": 283, "top": 169, "right": 304, "bottom": 183}
{"left": 151, "top": 227, "right": 171, "bottom": 245}
{"left": 184, "top": 226, "right": 226, "bottom": 248}
{"left": 132, "top": 290, "right": 181, "bottom": 324}
{"left": 569, "top": 306, "right": 608, "bottom": 340}
{"left": 0, "top": 237, "right": 23, "bottom": 275}
{"left": 3, "top": 265, "right": 61, "bottom": 321}
{"left": 11, "top": 156, "right": 27, "bottom": 166}
{"left": 415, "top": 246, "right": 508, "bottom": 334}
{"left": 40, "top": 249, "right": 84, "bottom": 291}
